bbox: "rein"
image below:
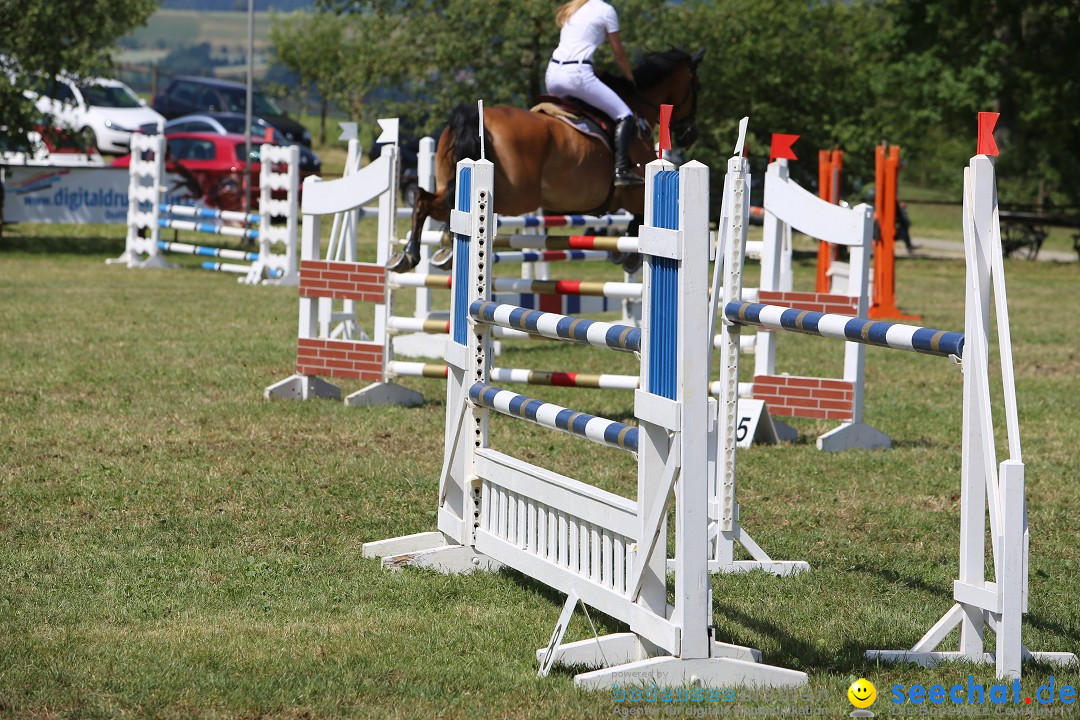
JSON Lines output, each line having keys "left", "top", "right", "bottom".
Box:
{"left": 627, "top": 61, "right": 699, "bottom": 146}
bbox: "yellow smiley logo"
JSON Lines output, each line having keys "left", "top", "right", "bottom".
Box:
{"left": 848, "top": 678, "right": 877, "bottom": 709}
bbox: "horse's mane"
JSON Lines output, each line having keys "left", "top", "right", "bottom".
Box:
{"left": 599, "top": 48, "right": 694, "bottom": 96}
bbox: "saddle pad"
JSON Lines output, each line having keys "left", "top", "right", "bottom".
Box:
{"left": 530, "top": 102, "right": 612, "bottom": 154}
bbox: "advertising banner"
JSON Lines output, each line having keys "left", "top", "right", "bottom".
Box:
{"left": 3, "top": 165, "right": 199, "bottom": 224}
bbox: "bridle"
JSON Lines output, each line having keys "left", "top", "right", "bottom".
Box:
{"left": 631, "top": 59, "right": 700, "bottom": 148}
{"left": 668, "top": 61, "right": 700, "bottom": 147}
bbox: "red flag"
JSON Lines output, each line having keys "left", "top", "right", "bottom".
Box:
{"left": 770, "top": 133, "right": 799, "bottom": 162}
{"left": 977, "top": 112, "right": 1000, "bottom": 156}
{"left": 658, "top": 104, "right": 673, "bottom": 159}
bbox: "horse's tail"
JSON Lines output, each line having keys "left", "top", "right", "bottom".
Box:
{"left": 447, "top": 103, "right": 489, "bottom": 164}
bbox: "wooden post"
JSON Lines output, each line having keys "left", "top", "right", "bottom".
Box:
{"left": 815, "top": 148, "right": 843, "bottom": 293}
{"left": 870, "top": 144, "right": 920, "bottom": 320}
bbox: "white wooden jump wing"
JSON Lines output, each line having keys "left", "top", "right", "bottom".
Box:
{"left": 862, "top": 154, "right": 1077, "bottom": 679}
{"left": 712, "top": 146, "right": 1075, "bottom": 680}
{"left": 264, "top": 143, "right": 420, "bottom": 406}
{"left": 759, "top": 160, "right": 886, "bottom": 453}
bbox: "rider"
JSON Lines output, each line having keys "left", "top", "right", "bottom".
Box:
{"left": 545, "top": 0, "right": 644, "bottom": 188}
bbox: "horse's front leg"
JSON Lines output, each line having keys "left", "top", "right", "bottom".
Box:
{"left": 388, "top": 187, "right": 446, "bottom": 273}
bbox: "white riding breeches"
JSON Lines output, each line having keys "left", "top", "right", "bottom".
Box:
{"left": 545, "top": 61, "right": 632, "bottom": 121}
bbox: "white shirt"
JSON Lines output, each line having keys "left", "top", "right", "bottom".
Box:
{"left": 552, "top": 0, "right": 619, "bottom": 63}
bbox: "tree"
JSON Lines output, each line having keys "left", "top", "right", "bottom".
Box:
{"left": 878, "top": 0, "right": 1080, "bottom": 205}
{"left": 271, "top": 7, "right": 410, "bottom": 140}
{"left": 609, "top": 0, "right": 893, "bottom": 196}
{"left": 270, "top": 0, "right": 1080, "bottom": 207}
{"left": 0, "top": 0, "right": 159, "bottom": 150}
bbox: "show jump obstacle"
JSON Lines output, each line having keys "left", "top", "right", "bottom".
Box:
{"left": 715, "top": 154, "right": 888, "bottom": 452}
{"left": 109, "top": 132, "right": 300, "bottom": 285}
{"left": 716, "top": 114, "right": 1076, "bottom": 679}
{"left": 366, "top": 116, "right": 1076, "bottom": 686}
{"left": 266, "top": 134, "right": 641, "bottom": 406}
{"left": 264, "top": 143, "right": 407, "bottom": 405}
{"left": 364, "top": 155, "right": 809, "bottom": 689}
{"left": 267, "top": 124, "right": 874, "bottom": 458}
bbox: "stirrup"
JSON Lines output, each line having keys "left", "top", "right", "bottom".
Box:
{"left": 613, "top": 169, "right": 644, "bottom": 188}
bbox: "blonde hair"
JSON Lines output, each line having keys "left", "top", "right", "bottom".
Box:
{"left": 556, "top": 0, "right": 591, "bottom": 27}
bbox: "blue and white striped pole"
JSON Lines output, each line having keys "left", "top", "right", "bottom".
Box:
{"left": 724, "top": 301, "right": 965, "bottom": 358}
{"left": 469, "top": 384, "right": 638, "bottom": 451}
{"left": 159, "top": 203, "right": 260, "bottom": 225}
{"left": 157, "top": 217, "right": 259, "bottom": 241}
{"left": 495, "top": 212, "right": 634, "bottom": 229}
{"left": 157, "top": 240, "right": 259, "bottom": 262}
{"left": 469, "top": 300, "right": 640, "bottom": 352}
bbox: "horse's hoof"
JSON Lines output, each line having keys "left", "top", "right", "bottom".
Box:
{"left": 608, "top": 251, "right": 628, "bottom": 266}
{"left": 431, "top": 247, "right": 454, "bottom": 271}
{"left": 620, "top": 253, "right": 643, "bottom": 276}
{"left": 387, "top": 251, "right": 418, "bottom": 273}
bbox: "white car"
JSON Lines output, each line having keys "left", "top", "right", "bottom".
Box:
{"left": 33, "top": 76, "right": 165, "bottom": 154}
{"left": 0, "top": 129, "right": 105, "bottom": 167}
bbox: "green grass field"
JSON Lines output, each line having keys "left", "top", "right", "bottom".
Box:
{"left": 1, "top": 214, "right": 1077, "bottom": 718}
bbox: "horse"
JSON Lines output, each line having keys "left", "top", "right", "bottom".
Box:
{"left": 388, "top": 47, "right": 705, "bottom": 273}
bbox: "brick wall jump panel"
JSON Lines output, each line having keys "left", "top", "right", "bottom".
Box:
{"left": 757, "top": 290, "right": 859, "bottom": 317}
{"left": 299, "top": 260, "right": 386, "bottom": 303}
{"left": 296, "top": 337, "right": 384, "bottom": 381}
{"left": 752, "top": 374, "right": 855, "bottom": 421}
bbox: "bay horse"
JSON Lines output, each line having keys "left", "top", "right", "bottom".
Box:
{"left": 388, "top": 47, "right": 705, "bottom": 272}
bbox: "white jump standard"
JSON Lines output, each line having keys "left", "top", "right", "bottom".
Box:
{"left": 863, "top": 151, "right": 1076, "bottom": 678}
{"left": 110, "top": 132, "right": 300, "bottom": 285}
{"left": 715, "top": 145, "right": 1076, "bottom": 679}
{"left": 365, "top": 156, "right": 807, "bottom": 690}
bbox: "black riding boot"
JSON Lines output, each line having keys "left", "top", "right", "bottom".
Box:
{"left": 613, "top": 116, "right": 643, "bottom": 188}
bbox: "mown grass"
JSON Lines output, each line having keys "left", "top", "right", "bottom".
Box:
{"left": 0, "top": 217, "right": 1077, "bottom": 719}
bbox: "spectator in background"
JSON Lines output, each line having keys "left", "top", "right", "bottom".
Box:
{"left": 896, "top": 200, "right": 917, "bottom": 254}
{"left": 865, "top": 187, "right": 917, "bottom": 254}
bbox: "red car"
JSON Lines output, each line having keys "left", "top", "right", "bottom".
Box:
{"left": 112, "top": 131, "right": 314, "bottom": 213}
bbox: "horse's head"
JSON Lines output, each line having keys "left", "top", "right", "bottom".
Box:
{"left": 625, "top": 48, "right": 705, "bottom": 148}
{"left": 670, "top": 48, "right": 704, "bottom": 147}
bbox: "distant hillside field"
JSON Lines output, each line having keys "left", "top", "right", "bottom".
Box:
{"left": 123, "top": 9, "right": 277, "bottom": 53}
{"left": 162, "top": 0, "right": 314, "bottom": 10}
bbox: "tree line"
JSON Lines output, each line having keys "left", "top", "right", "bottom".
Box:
{"left": 2, "top": 0, "right": 1077, "bottom": 208}
{"left": 271, "top": 0, "right": 1080, "bottom": 208}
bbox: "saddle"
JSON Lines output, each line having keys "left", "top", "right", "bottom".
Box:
{"left": 530, "top": 95, "right": 614, "bottom": 154}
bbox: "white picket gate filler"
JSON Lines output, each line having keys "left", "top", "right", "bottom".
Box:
{"left": 109, "top": 132, "right": 300, "bottom": 286}
{"left": 714, "top": 136, "right": 1077, "bottom": 678}
{"left": 363, "top": 156, "right": 809, "bottom": 690}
